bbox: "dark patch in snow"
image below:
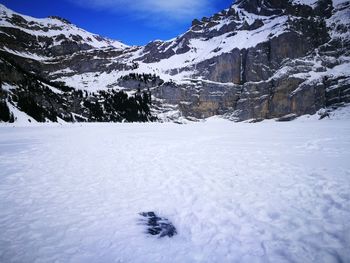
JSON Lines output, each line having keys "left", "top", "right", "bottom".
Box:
{"left": 319, "top": 111, "right": 330, "bottom": 120}
{"left": 139, "top": 212, "right": 177, "bottom": 238}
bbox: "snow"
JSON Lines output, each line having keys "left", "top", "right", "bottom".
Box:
{"left": 1, "top": 82, "right": 64, "bottom": 124}
{"left": 290, "top": 0, "right": 317, "bottom": 7}
{"left": 41, "top": 82, "right": 64, "bottom": 95}
{"left": 0, "top": 47, "right": 51, "bottom": 61}
{"left": 291, "top": 59, "right": 350, "bottom": 91}
{"left": 327, "top": 1, "right": 350, "bottom": 41}
{"left": 0, "top": 4, "right": 127, "bottom": 50}
{"left": 0, "top": 115, "right": 350, "bottom": 262}
{"left": 0, "top": 84, "right": 38, "bottom": 125}
{"left": 6, "top": 101, "right": 37, "bottom": 125}
{"left": 121, "top": 15, "right": 289, "bottom": 85}
{"left": 332, "top": 0, "right": 349, "bottom": 6}
{"left": 57, "top": 71, "right": 129, "bottom": 92}
{"left": 1, "top": 83, "right": 16, "bottom": 92}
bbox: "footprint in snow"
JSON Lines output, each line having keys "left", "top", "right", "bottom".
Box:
{"left": 139, "top": 212, "right": 177, "bottom": 238}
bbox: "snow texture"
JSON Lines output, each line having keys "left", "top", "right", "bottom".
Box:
{"left": 0, "top": 115, "right": 350, "bottom": 262}
{"left": 290, "top": 0, "right": 317, "bottom": 7}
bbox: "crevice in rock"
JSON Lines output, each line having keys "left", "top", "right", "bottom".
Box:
{"left": 240, "top": 49, "right": 247, "bottom": 85}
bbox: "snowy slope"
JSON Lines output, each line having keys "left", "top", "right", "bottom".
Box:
{"left": 131, "top": 16, "right": 288, "bottom": 79}
{"left": 290, "top": 0, "right": 318, "bottom": 6}
{"left": 127, "top": 8, "right": 289, "bottom": 82}
{"left": 1, "top": 1, "right": 348, "bottom": 89}
{"left": 0, "top": 4, "right": 127, "bottom": 50}
{"left": 291, "top": 0, "right": 349, "bottom": 7}
{"left": 0, "top": 118, "right": 349, "bottom": 262}
{"left": 327, "top": 0, "right": 350, "bottom": 41}
{"left": 51, "top": 0, "right": 350, "bottom": 91}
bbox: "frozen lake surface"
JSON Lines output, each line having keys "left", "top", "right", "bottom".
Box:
{"left": 0, "top": 117, "right": 350, "bottom": 262}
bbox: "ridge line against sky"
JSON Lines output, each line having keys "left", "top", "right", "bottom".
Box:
{"left": 0, "top": 0, "right": 233, "bottom": 45}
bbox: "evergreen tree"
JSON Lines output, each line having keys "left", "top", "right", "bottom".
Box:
{"left": 0, "top": 100, "right": 11, "bottom": 122}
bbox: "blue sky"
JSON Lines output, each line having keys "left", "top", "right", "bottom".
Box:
{"left": 0, "top": 0, "right": 233, "bottom": 46}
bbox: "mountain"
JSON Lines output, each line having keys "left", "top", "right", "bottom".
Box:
{"left": 0, "top": 0, "right": 349, "bottom": 123}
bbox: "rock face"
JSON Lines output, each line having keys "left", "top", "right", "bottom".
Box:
{"left": 0, "top": 0, "right": 349, "bottom": 123}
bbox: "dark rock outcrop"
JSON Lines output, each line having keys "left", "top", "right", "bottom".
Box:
{"left": 139, "top": 212, "right": 177, "bottom": 238}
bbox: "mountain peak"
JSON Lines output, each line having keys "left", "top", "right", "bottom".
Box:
{"left": 47, "top": 16, "right": 72, "bottom": 25}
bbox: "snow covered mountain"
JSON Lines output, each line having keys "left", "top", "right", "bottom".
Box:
{"left": 0, "top": 0, "right": 349, "bottom": 123}
{"left": 0, "top": 4, "right": 126, "bottom": 54}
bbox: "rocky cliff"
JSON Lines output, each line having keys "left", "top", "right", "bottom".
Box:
{"left": 0, "top": 0, "right": 349, "bottom": 123}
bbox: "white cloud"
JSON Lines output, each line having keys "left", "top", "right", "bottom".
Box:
{"left": 68, "top": 0, "right": 214, "bottom": 22}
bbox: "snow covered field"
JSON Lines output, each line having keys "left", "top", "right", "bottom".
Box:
{"left": 0, "top": 117, "right": 350, "bottom": 263}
